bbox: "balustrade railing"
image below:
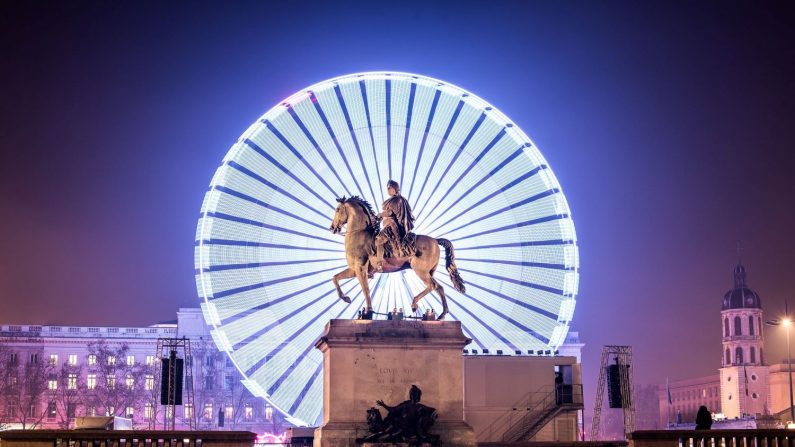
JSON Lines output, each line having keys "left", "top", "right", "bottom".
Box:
{"left": 628, "top": 429, "right": 795, "bottom": 447}
{"left": 0, "top": 430, "right": 257, "bottom": 447}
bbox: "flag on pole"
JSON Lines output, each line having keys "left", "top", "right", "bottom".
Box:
{"left": 666, "top": 377, "right": 672, "bottom": 404}
{"left": 744, "top": 366, "right": 749, "bottom": 396}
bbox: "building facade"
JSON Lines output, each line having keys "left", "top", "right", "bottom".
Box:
{"left": 0, "top": 309, "right": 285, "bottom": 432}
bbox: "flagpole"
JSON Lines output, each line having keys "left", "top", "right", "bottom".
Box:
{"left": 666, "top": 377, "right": 672, "bottom": 427}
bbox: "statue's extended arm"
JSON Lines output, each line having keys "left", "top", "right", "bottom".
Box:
{"left": 376, "top": 400, "right": 394, "bottom": 411}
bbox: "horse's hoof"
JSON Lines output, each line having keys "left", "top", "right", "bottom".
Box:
{"left": 411, "top": 304, "right": 418, "bottom": 312}
{"left": 341, "top": 296, "right": 351, "bottom": 303}
{"left": 437, "top": 312, "right": 447, "bottom": 320}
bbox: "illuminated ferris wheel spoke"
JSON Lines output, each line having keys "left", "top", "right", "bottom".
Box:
{"left": 433, "top": 189, "right": 560, "bottom": 240}
{"left": 332, "top": 85, "right": 379, "bottom": 205}
{"left": 357, "top": 80, "right": 386, "bottom": 205}
{"left": 211, "top": 185, "right": 328, "bottom": 230}
{"left": 413, "top": 113, "right": 487, "bottom": 220}
{"left": 436, "top": 274, "right": 546, "bottom": 342}
{"left": 406, "top": 89, "right": 441, "bottom": 200}
{"left": 410, "top": 99, "right": 466, "bottom": 211}
{"left": 435, "top": 278, "right": 518, "bottom": 351}
{"left": 420, "top": 146, "right": 525, "bottom": 233}
{"left": 307, "top": 91, "right": 367, "bottom": 200}
{"left": 436, "top": 273, "right": 552, "bottom": 344}
{"left": 239, "top": 139, "right": 337, "bottom": 211}
{"left": 423, "top": 163, "right": 545, "bottom": 235}
{"left": 268, "top": 113, "right": 348, "bottom": 199}
{"left": 205, "top": 211, "right": 339, "bottom": 244}
{"left": 196, "top": 72, "right": 579, "bottom": 426}
{"left": 202, "top": 257, "right": 342, "bottom": 274}
{"left": 421, "top": 129, "right": 507, "bottom": 225}
{"left": 223, "top": 161, "right": 330, "bottom": 221}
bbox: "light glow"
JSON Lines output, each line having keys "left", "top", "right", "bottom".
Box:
{"left": 195, "top": 72, "right": 580, "bottom": 426}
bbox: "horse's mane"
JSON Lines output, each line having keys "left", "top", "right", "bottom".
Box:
{"left": 343, "top": 195, "right": 378, "bottom": 223}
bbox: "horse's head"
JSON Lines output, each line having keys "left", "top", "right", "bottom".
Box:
{"left": 330, "top": 197, "right": 348, "bottom": 234}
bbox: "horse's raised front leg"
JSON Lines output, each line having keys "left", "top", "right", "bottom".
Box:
{"left": 410, "top": 272, "right": 435, "bottom": 314}
{"left": 332, "top": 268, "right": 355, "bottom": 303}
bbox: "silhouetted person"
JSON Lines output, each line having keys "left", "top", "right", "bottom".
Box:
{"left": 387, "top": 311, "right": 393, "bottom": 320}
{"left": 695, "top": 406, "right": 712, "bottom": 430}
{"left": 397, "top": 308, "right": 404, "bottom": 320}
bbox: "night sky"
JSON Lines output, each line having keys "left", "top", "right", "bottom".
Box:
{"left": 1, "top": 0, "right": 794, "bottom": 409}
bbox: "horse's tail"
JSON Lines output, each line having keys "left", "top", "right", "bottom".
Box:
{"left": 437, "top": 238, "right": 465, "bottom": 293}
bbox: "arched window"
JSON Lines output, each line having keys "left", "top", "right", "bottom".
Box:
{"left": 735, "top": 347, "right": 744, "bottom": 364}
{"left": 749, "top": 316, "right": 755, "bottom": 335}
{"left": 734, "top": 316, "right": 742, "bottom": 335}
{"left": 750, "top": 346, "right": 756, "bottom": 363}
{"left": 724, "top": 318, "right": 730, "bottom": 337}
{"left": 725, "top": 348, "right": 731, "bottom": 365}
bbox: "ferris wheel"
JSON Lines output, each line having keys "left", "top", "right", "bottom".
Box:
{"left": 195, "top": 72, "right": 579, "bottom": 427}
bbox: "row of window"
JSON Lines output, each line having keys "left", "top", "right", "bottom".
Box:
{"left": 34, "top": 373, "right": 237, "bottom": 391}
{"left": 8, "top": 353, "right": 231, "bottom": 368}
{"left": 724, "top": 346, "right": 762, "bottom": 365}
{"left": 6, "top": 353, "right": 159, "bottom": 367}
{"left": 44, "top": 374, "right": 156, "bottom": 391}
{"left": 5, "top": 402, "right": 273, "bottom": 422}
{"left": 724, "top": 315, "right": 762, "bottom": 338}
{"left": 669, "top": 387, "right": 720, "bottom": 402}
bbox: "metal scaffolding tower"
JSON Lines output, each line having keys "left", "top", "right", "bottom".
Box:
{"left": 153, "top": 337, "right": 195, "bottom": 430}
{"left": 591, "top": 345, "right": 635, "bottom": 440}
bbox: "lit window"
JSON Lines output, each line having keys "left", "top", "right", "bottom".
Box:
{"left": 126, "top": 375, "right": 135, "bottom": 390}
{"left": 225, "top": 405, "right": 233, "bottom": 419}
{"left": 106, "top": 375, "right": 116, "bottom": 390}
{"left": 125, "top": 406, "right": 134, "bottom": 418}
{"left": 49, "top": 354, "right": 58, "bottom": 365}
{"left": 145, "top": 374, "right": 154, "bottom": 390}
{"left": 106, "top": 406, "right": 115, "bottom": 416}
{"left": 166, "top": 405, "right": 174, "bottom": 419}
{"left": 67, "top": 373, "right": 77, "bottom": 390}
{"left": 87, "top": 406, "right": 96, "bottom": 417}
{"left": 87, "top": 374, "right": 97, "bottom": 390}
{"left": 87, "top": 355, "right": 97, "bottom": 366}
{"left": 146, "top": 355, "right": 155, "bottom": 366}
{"left": 126, "top": 355, "right": 135, "bottom": 366}
{"left": 107, "top": 356, "right": 116, "bottom": 366}
{"left": 68, "top": 354, "right": 77, "bottom": 366}
{"left": 184, "top": 404, "right": 193, "bottom": 419}
{"left": 47, "top": 401, "right": 56, "bottom": 419}
{"left": 48, "top": 375, "right": 58, "bottom": 390}
{"left": 244, "top": 404, "right": 253, "bottom": 420}
{"left": 265, "top": 405, "right": 273, "bottom": 421}
{"left": 203, "top": 403, "right": 213, "bottom": 420}
{"left": 144, "top": 403, "right": 153, "bottom": 420}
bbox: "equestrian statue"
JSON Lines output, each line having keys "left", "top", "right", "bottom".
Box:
{"left": 329, "top": 180, "right": 466, "bottom": 319}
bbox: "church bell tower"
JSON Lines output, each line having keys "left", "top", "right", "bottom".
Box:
{"left": 719, "top": 263, "right": 770, "bottom": 418}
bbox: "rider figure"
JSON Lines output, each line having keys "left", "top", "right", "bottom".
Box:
{"left": 375, "top": 180, "right": 415, "bottom": 272}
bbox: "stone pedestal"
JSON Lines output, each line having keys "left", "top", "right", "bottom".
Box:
{"left": 313, "top": 319, "right": 476, "bottom": 447}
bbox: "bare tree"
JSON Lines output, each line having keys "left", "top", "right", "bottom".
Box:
{"left": 50, "top": 360, "right": 86, "bottom": 429}
{"left": 83, "top": 341, "right": 153, "bottom": 422}
{"left": 1, "top": 347, "right": 54, "bottom": 429}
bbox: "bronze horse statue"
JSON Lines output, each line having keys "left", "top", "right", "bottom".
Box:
{"left": 329, "top": 196, "right": 465, "bottom": 320}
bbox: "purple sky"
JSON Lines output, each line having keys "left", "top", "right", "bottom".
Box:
{"left": 1, "top": 1, "right": 794, "bottom": 405}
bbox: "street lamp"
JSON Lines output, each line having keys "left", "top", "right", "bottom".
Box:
{"left": 767, "top": 303, "right": 794, "bottom": 423}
